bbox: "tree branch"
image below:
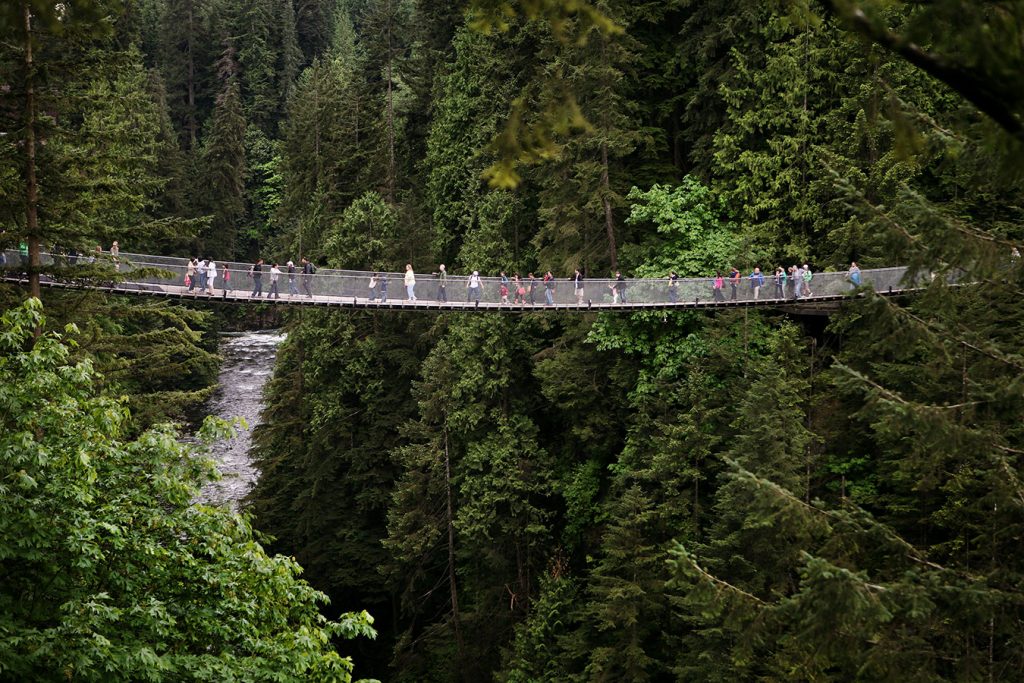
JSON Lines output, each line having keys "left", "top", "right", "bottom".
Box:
{"left": 824, "top": 1, "right": 1024, "bottom": 144}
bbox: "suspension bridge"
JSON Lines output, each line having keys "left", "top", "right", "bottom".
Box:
{"left": 1, "top": 250, "right": 917, "bottom": 313}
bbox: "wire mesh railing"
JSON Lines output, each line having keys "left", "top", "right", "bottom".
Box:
{"left": 1, "top": 249, "right": 918, "bottom": 309}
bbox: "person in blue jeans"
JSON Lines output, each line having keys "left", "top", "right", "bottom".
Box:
{"left": 848, "top": 261, "right": 862, "bottom": 287}
{"left": 250, "top": 259, "right": 264, "bottom": 297}
{"left": 467, "top": 271, "right": 481, "bottom": 302}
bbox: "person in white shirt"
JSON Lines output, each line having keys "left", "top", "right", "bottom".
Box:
{"left": 404, "top": 264, "right": 416, "bottom": 301}
{"left": 206, "top": 261, "right": 218, "bottom": 294}
{"left": 269, "top": 263, "right": 282, "bottom": 299}
{"left": 467, "top": 270, "right": 481, "bottom": 302}
{"left": 197, "top": 258, "right": 208, "bottom": 292}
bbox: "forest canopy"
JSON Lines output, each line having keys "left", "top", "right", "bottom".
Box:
{"left": 1, "top": 0, "right": 1023, "bottom": 681}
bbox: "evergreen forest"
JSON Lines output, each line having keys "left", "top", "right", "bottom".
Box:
{"left": 2, "top": 0, "right": 1024, "bottom": 680}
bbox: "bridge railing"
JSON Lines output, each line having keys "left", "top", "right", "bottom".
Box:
{"left": 1, "top": 249, "right": 917, "bottom": 307}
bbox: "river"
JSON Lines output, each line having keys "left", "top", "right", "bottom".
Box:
{"left": 198, "top": 330, "right": 285, "bottom": 507}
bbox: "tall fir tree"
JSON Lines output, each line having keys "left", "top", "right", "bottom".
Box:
{"left": 530, "top": 0, "right": 646, "bottom": 275}
{"left": 198, "top": 44, "right": 247, "bottom": 258}
{"left": 156, "top": 0, "right": 217, "bottom": 150}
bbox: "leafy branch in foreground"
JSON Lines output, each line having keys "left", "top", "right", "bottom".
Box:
{"left": 0, "top": 299, "right": 375, "bottom": 682}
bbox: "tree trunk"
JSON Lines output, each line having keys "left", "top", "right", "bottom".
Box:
{"left": 186, "top": 1, "right": 197, "bottom": 149}
{"left": 22, "top": 1, "right": 41, "bottom": 303}
{"left": 443, "top": 430, "right": 465, "bottom": 669}
{"left": 600, "top": 141, "right": 617, "bottom": 272}
{"left": 384, "top": 2, "right": 396, "bottom": 204}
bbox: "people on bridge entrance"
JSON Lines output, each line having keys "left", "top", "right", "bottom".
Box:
{"left": 573, "top": 268, "right": 584, "bottom": 305}
{"left": 379, "top": 272, "right": 388, "bottom": 302}
{"left": 802, "top": 263, "right": 814, "bottom": 297}
{"left": 791, "top": 265, "right": 803, "bottom": 299}
{"left": 369, "top": 272, "right": 379, "bottom": 301}
{"left": 499, "top": 280, "right": 509, "bottom": 304}
{"left": 728, "top": 267, "right": 740, "bottom": 300}
{"left": 467, "top": 271, "right": 481, "bottom": 302}
{"left": 301, "top": 257, "right": 315, "bottom": 298}
{"left": 712, "top": 271, "right": 725, "bottom": 301}
{"left": 848, "top": 261, "right": 861, "bottom": 287}
{"left": 668, "top": 271, "right": 679, "bottom": 303}
{"left": 110, "top": 241, "right": 120, "bottom": 270}
{"left": 207, "top": 261, "right": 218, "bottom": 295}
{"left": 186, "top": 258, "right": 197, "bottom": 291}
{"left": 528, "top": 273, "right": 537, "bottom": 304}
{"left": 269, "top": 263, "right": 282, "bottom": 299}
{"left": 405, "top": 264, "right": 416, "bottom": 301}
{"left": 749, "top": 267, "right": 764, "bottom": 300}
{"left": 250, "top": 259, "right": 264, "bottom": 298}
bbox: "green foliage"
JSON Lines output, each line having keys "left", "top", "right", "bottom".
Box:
{"left": 20, "top": 1, "right": 1018, "bottom": 681}
{"left": 423, "top": 24, "right": 527, "bottom": 265}
{"left": 623, "top": 178, "right": 741, "bottom": 277}
{"left": 232, "top": 0, "right": 302, "bottom": 135}
{"left": 324, "top": 191, "right": 400, "bottom": 269}
{"left": 530, "top": 0, "right": 646, "bottom": 273}
{"left": 499, "top": 566, "right": 584, "bottom": 683}
{"left": 156, "top": 0, "right": 218, "bottom": 151}
{"left": 198, "top": 46, "right": 248, "bottom": 258}
{"left": 249, "top": 309, "right": 430, "bottom": 676}
{"left": 1, "top": 38, "right": 190, "bottom": 254}
{"left": 0, "top": 300, "right": 374, "bottom": 681}
{"left": 455, "top": 191, "right": 524, "bottom": 273}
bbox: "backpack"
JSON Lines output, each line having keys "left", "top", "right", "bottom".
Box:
{"left": 803, "top": 270, "right": 813, "bottom": 282}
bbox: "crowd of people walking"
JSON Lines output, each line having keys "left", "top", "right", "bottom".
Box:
{"left": 230, "top": 260, "right": 865, "bottom": 305}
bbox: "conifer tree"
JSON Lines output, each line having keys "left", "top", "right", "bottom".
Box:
{"left": 279, "top": 46, "right": 371, "bottom": 257}
{"left": 146, "top": 69, "right": 192, "bottom": 224}
{"left": 198, "top": 44, "right": 247, "bottom": 258}
{"left": 356, "top": 0, "right": 411, "bottom": 204}
{"left": 295, "top": 0, "right": 336, "bottom": 62}
{"left": 530, "top": 0, "right": 644, "bottom": 274}
{"left": 385, "top": 315, "right": 556, "bottom": 681}
{"left": 156, "top": 0, "right": 217, "bottom": 150}
{"left": 249, "top": 308, "right": 432, "bottom": 677}
{"left": 229, "top": 0, "right": 301, "bottom": 135}
{"left": 324, "top": 190, "right": 399, "bottom": 268}
{"left": 424, "top": 23, "right": 534, "bottom": 266}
